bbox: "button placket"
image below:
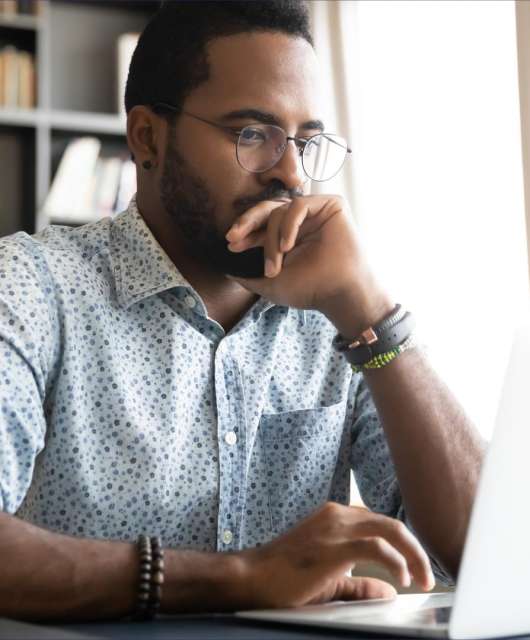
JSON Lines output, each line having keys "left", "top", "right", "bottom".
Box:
{"left": 214, "top": 343, "right": 247, "bottom": 551}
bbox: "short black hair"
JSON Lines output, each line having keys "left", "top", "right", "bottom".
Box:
{"left": 124, "top": 0, "right": 313, "bottom": 117}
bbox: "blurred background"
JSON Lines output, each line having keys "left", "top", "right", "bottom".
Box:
{"left": 1, "top": 0, "right": 530, "bottom": 446}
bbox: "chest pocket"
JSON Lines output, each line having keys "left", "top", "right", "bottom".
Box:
{"left": 259, "top": 400, "right": 348, "bottom": 534}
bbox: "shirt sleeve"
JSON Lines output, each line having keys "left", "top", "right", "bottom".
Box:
{"left": 0, "top": 236, "right": 58, "bottom": 513}
{"left": 350, "top": 373, "right": 454, "bottom": 585}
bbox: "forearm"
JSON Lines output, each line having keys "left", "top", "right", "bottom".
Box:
{"left": 0, "top": 512, "right": 246, "bottom": 621}
{"left": 324, "top": 289, "right": 485, "bottom": 578}
{"left": 0, "top": 512, "right": 137, "bottom": 621}
{"left": 363, "top": 347, "right": 486, "bottom": 578}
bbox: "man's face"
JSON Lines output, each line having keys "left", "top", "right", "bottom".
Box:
{"left": 158, "top": 31, "right": 323, "bottom": 278}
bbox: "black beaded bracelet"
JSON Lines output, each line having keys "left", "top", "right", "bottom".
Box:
{"left": 132, "top": 535, "right": 165, "bottom": 621}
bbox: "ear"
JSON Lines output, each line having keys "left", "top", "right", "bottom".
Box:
{"left": 126, "top": 105, "right": 166, "bottom": 169}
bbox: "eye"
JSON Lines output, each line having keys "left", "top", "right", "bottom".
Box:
{"left": 239, "top": 127, "right": 267, "bottom": 145}
{"left": 302, "top": 137, "right": 320, "bottom": 156}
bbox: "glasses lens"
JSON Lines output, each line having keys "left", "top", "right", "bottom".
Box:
{"left": 302, "top": 134, "right": 348, "bottom": 181}
{"left": 236, "top": 125, "right": 286, "bottom": 173}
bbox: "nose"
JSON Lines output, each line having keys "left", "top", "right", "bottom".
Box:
{"left": 257, "top": 139, "right": 307, "bottom": 192}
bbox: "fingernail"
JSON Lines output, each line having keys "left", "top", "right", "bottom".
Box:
{"left": 280, "top": 237, "right": 288, "bottom": 252}
{"left": 402, "top": 573, "right": 411, "bottom": 588}
{"left": 265, "top": 259, "right": 275, "bottom": 278}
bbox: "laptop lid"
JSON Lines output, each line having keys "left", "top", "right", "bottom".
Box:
{"left": 449, "top": 322, "right": 530, "bottom": 639}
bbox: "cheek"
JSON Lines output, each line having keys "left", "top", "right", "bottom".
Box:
{"left": 181, "top": 134, "right": 259, "bottom": 221}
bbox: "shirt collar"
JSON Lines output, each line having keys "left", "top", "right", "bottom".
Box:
{"left": 110, "top": 194, "right": 306, "bottom": 326}
{"left": 111, "top": 194, "right": 189, "bottom": 309}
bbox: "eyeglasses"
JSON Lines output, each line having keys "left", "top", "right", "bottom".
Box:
{"left": 152, "top": 102, "right": 352, "bottom": 182}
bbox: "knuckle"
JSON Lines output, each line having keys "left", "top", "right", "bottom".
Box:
{"left": 391, "top": 519, "right": 408, "bottom": 536}
{"left": 375, "top": 512, "right": 400, "bottom": 534}
{"left": 369, "top": 536, "right": 386, "bottom": 555}
{"left": 318, "top": 502, "right": 344, "bottom": 534}
{"left": 362, "top": 511, "right": 387, "bottom": 531}
{"left": 328, "top": 194, "right": 344, "bottom": 207}
{"left": 350, "top": 505, "right": 369, "bottom": 519}
{"left": 321, "top": 501, "right": 341, "bottom": 518}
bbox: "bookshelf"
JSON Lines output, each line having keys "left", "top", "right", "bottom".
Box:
{"left": 0, "top": 0, "right": 159, "bottom": 238}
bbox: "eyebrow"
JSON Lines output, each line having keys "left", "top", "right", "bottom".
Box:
{"left": 220, "top": 108, "right": 325, "bottom": 133}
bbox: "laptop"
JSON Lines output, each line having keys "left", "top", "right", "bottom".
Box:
{"left": 237, "top": 322, "right": 530, "bottom": 639}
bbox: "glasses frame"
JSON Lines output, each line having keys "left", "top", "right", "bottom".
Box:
{"left": 151, "top": 102, "right": 352, "bottom": 182}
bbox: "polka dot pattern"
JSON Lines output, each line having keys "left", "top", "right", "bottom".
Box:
{"left": 0, "top": 194, "right": 449, "bottom": 582}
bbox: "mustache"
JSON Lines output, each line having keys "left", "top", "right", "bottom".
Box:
{"left": 232, "top": 181, "right": 304, "bottom": 216}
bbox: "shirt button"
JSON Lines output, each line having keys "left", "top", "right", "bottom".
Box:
{"left": 224, "top": 431, "right": 237, "bottom": 445}
{"left": 184, "top": 295, "right": 196, "bottom": 308}
{"left": 222, "top": 529, "right": 233, "bottom": 545}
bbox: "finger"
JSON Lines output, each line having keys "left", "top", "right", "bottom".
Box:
{"left": 337, "top": 575, "right": 397, "bottom": 602}
{"left": 351, "top": 516, "right": 434, "bottom": 591}
{"left": 279, "top": 199, "right": 310, "bottom": 252}
{"left": 226, "top": 274, "right": 274, "bottom": 301}
{"left": 227, "top": 230, "right": 266, "bottom": 253}
{"left": 225, "top": 200, "right": 289, "bottom": 242}
{"left": 263, "top": 206, "right": 285, "bottom": 278}
{"left": 344, "top": 537, "right": 411, "bottom": 588}
{"left": 357, "top": 517, "right": 434, "bottom": 591}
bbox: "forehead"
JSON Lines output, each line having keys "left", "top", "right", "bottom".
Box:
{"left": 184, "top": 31, "right": 322, "bottom": 125}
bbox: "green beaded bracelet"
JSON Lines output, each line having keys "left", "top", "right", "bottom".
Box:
{"left": 350, "top": 334, "right": 417, "bottom": 373}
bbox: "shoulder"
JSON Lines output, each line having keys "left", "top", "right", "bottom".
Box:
{"left": 0, "top": 217, "right": 114, "bottom": 291}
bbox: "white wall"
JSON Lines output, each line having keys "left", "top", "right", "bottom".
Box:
{"left": 312, "top": 0, "right": 530, "bottom": 439}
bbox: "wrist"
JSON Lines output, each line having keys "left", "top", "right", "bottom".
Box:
{"left": 322, "top": 286, "right": 395, "bottom": 340}
{"left": 160, "top": 549, "right": 250, "bottom": 613}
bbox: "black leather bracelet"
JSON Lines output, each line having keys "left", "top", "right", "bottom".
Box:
{"left": 333, "top": 304, "right": 415, "bottom": 366}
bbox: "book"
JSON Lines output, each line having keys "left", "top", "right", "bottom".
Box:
{"left": 116, "top": 32, "right": 140, "bottom": 117}
{"left": 41, "top": 139, "right": 137, "bottom": 225}
{"left": 0, "top": 46, "right": 36, "bottom": 108}
{"left": 115, "top": 159, "right": 136, "bottom": 213}
{"left": 17, "top": 50, "right": 35, "bottom": 108}
{"left": 1, "top": 46, "right": 19, "bottom": 107}
{"left": 0, "top": 1, "right": 18, "bottom": 16}
{"left": 0, "top": 49, "right": 4, "bottom": 105}
{"left": 42, "top": 137, "right": 102, "bottom": 224}
{"left": 17, "top": 0, "right": 34, "bottom": 14}
{"left": 0, "top": 0, "right": 41, "bottom": 16}
{"left": 96, "top": 157, "right": 123, "bottom": 216}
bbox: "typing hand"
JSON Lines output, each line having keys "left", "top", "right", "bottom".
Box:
{"left": 236, "top": 501, "right": 435, "bottom": 609}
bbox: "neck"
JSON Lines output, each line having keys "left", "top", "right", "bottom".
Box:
{"left": 137, "top": 193, "right": 259, "bottom": 332}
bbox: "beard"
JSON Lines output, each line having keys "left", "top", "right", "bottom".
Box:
{"left": 159, "top": 134, "right": 303, "bottom": 278}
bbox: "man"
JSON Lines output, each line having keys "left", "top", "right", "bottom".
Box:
{"left": 0, "top": 0, "right": 484, "bottom": 622}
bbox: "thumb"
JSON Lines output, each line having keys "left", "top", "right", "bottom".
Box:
{"left": 337, "top": 576, "right": 397, "bottom": 602}
{"left": 226, "top": 274, "right": 271, "bottom": 296}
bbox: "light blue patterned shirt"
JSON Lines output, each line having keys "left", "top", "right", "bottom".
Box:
{"left": 0, "top": 195, "right": 420, "bottom": 559}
